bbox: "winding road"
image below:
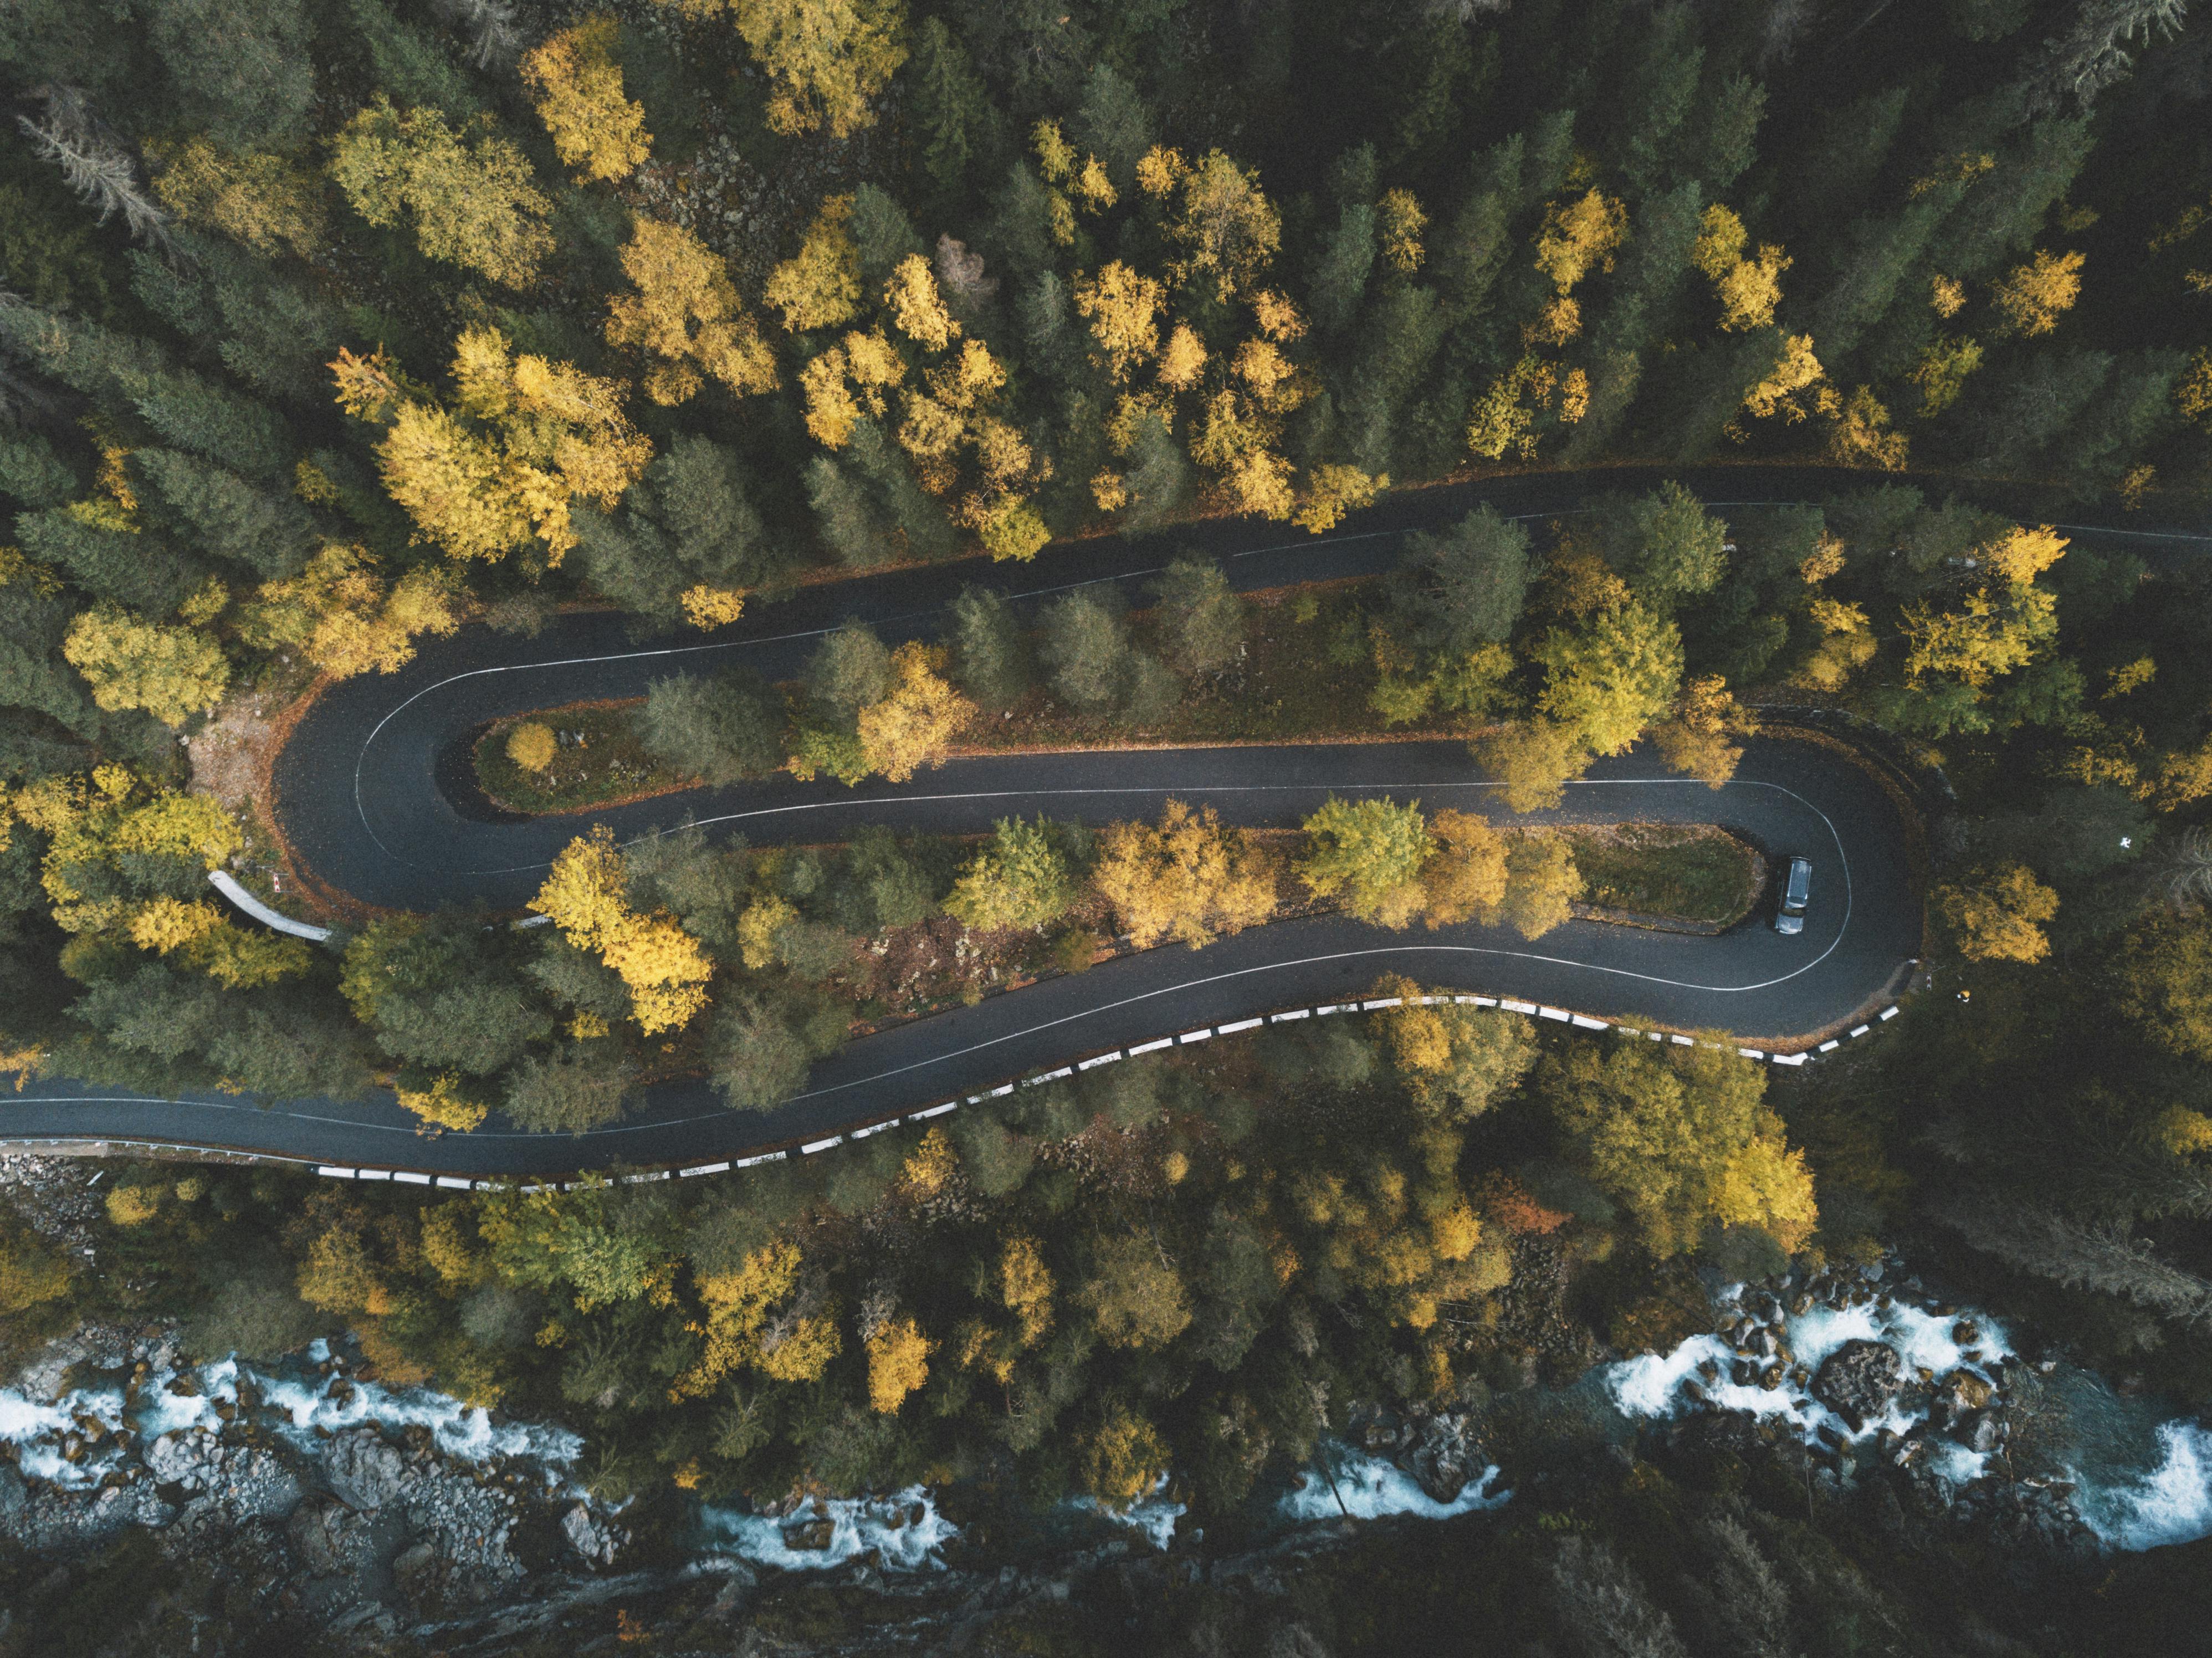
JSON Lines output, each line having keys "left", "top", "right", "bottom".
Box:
{"left": 3, "top": 465, "right": 2205, "bottom": 1176}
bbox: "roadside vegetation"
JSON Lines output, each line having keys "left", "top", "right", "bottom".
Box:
{"left": 6, "top": 1002, "right": 1818, "bottom": 1517}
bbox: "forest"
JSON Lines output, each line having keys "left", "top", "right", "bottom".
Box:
{"left": 2, "top": 0, "right": 2212, "bottom": 1643}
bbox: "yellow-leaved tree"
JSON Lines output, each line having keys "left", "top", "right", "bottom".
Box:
{"left": 1934, "top": 864, "right": 2060, "bottom": 963}
{"left": 606, "top": 217, "right": 779, "bottom": 405}
{"left": 865, "top": 1314, "right": 935, "bottom": 1413}
{"left": 765, "top": 194, "right": 863, "bottom": 332}
{"left": 1652, "top": 674, "right": 1759, "bottom": 788}
{"left": 328, "top": 98, "right": 553, "bottom": 288}
{"left": 1417, "top": 808, "right": 1508, "bottom": 927}
{"left": 678, "top": 0, "right": 909, "bottom": 139}
{"left": 62, "top": 606, "right": 230, "bottom": 726}
{"left": 238, "top": 544, "right": 461, "bottom": 679}
{"left": 332, "top": 331, "right": 652, "bottom": 566}
{"left": 1991, "top": 249, "right": 2085, "bottom": 337}
{"left": 530, "top": 825, "right": 713, "bottom": 1033}
{"left": 521, "top": 15, "right": 651, "bottom": 182}
{"left": 1091, "top": 799, "right": 1280, "bottom": 948}
{"left": 854, "top": 641, "right": 975, "bottom": 782}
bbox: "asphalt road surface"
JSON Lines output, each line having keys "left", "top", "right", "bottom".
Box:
{"left": 5, "top": 465, "right": 2205, "bottom": 1175}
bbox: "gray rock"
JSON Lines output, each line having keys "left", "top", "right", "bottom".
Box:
{"left": 1813, "top": 1339, "right": 1903, "bottom": 1431}
{"left": 143, "top": 1428, "right": 216, "bottom": 1491}
{"left": 285, "top": 1495, "right": 381, "bottom": 1580}
{"left": 1403, "top": 1411, "right": 1486, "bottom": 1505}
{"left": 783, "top": 1516, "right": 837, "bottom": 1551}
{"left": 0, "top": 1465, "right": 25, "bottom": 1521}
{"left": 323, "top": 1427, "right": 408, "bottom": 1511}
{"left": 562, "top": 1501, "right": 619, "bottom": 1568}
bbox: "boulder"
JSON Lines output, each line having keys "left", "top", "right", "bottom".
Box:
{"left": 323, "top": 1429, "right": 408, "bottom": 1511}
{"left": 1812, "top": 1339, "right": 1903, "bottom": 1431}
{"left": 285, "top": 1496, "right": 380, "bottom": 1580}
{"left": 144, "top": 1429, "right": 218, "bottom": 1492}
{"left": 1404, "top": 1411, "right": 1487, "bottom": 1505}
{"left": 561, "top": 1502, "right": 619, "bottom": 1568}
{"left": 782, "top": 1516, "right": 837, "bottom": 1551}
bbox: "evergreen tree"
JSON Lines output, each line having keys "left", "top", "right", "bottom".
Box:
{"left": 641, "top": 667, "right": 787, "bottom": 785}
{"left": 1038, "top": 587, "right": 1130, "bottom": 712}
{"left": 1148, "top": 555, "right": 1243, "bottom": 679}
{"left": 948, "top": 584, "right": 1029, "bottom": 709}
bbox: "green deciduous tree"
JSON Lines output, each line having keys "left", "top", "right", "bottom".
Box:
{"left": 1389, "top": 506, "right": 1534, "bottom": 654}
{"left": 805, "top": 620, "right": 894, "bottom": 720}
{"left": 504, "top": 1041, "right": 635, "bottom": 1133}
{"left": 1533, "top": 600, "right": 1684, "bottom": 755}
{"left": 146, "top": 0, "right": 315, "bottom": 145}
{"left": 1624, "top": 482, "right": 1728, "bottom": 605}
{"left": 1298, "top": 795, "right": 1432, "bottom": 928}
{"left": 708, "top": 992, "right": 813, "bottom": 1111}
{"left": 946, "top": 816, "right": 1075, "bottom": 932}
{"left": 1039, "top": 587, "right": 1131, "bottom": 712}
{"left": 1544, "top": 1036, "right": 1814, "bottom": 1257}
{"left": 340, "top": 911, "right": 554, "bottom": 1076}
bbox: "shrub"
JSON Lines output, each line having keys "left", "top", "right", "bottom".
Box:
{"left": 506, "top": 720, "right": 557, "bottom": 772}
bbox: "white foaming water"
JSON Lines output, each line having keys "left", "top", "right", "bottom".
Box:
{"left": 1067, "top": 1473, "right": 1186, "bottom": 1549}
{"left": 2073, "top": 1421, "right": 2212, "bottom": 1551}
{"left": 699, "top": 1486, "right": 959, "bottom": 1572}
{"left": 1277, "top": 1450, "right": 1510, "bottom": 1524}
{"left": 1602, "top": 1282, "right": 2212, "bottom": 1553}
{"left": 1605, "top": 1289, "right": 2014, "bottom": 1454}
{"left": 0, "top": 1342, "right": 582, "bottom": 1495}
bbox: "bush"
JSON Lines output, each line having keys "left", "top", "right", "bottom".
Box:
{"left": 506, "top": 721, "right": 557, "bottom": 772}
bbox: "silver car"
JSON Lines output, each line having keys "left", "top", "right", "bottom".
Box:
{"left": 1775, "top": 857, "right": 1812, "bottom": 935}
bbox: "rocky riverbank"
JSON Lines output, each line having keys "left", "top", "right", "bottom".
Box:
{"left": 0, "top": 1318, "right": 628, "bottom": 1647}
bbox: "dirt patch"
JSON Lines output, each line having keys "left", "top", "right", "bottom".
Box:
{"left": 185, "top": 667, "right": 331, "bottom": 917}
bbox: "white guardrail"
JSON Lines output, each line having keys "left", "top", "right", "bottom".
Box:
{"left": 206, "top": 871, "right": 335, "bottom": 942}
{"left": 300, "top": 997, "right": 1907, "bottom": 1193}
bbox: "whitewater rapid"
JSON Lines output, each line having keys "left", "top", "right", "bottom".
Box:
{"left": 0, "top": 1338, "right": 581, "bottom": 1493}
{"left": 1604, "top": 1280, "right": 2212, "bottom": 1552}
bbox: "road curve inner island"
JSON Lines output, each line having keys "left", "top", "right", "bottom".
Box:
{"left": 16, "top": 460, "right": 2189, "bottom": 1176}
